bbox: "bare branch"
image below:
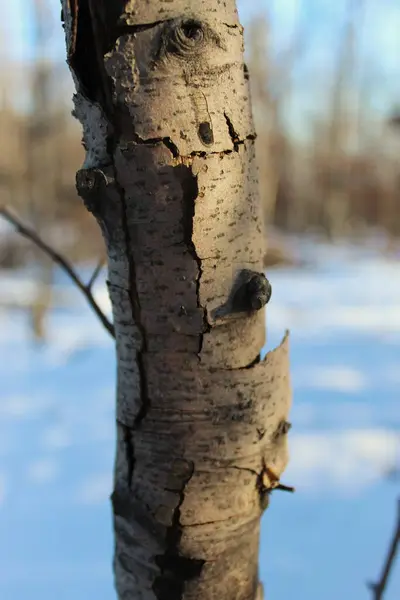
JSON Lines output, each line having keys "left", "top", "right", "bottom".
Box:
{"left": 87, "top": 257, "right": 106, "bottom": 290}
{"left": 275, "top": 483, "right": 296, "bottom": 493}
{"left": 368, "top": 498, "right": 400, "bottom": 600}
{"left": 0, "top": 206, "right": 115, "bottom": 338}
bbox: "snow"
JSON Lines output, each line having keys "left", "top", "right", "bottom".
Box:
{"left": 0, "top": 238, "right": 399, "bottom": 599}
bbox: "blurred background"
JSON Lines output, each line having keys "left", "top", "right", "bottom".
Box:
{"left": 0, "top": 1, "right": 399, "bottom": 599}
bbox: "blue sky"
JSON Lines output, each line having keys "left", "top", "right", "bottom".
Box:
{"left": 1, "top": 0, "right": 399, "bottom": 134}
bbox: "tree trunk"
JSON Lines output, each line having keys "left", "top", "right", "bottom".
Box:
{"left": 61, "top": 1, "right": 291, "bottom": 599}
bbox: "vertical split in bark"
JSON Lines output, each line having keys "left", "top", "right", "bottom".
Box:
{"left": 62, "top": 1, "right": 292, "bottom": 599}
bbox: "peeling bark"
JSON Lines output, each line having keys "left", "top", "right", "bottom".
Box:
{"left": 61, "top": 1, "right": 292, "bottom": 599}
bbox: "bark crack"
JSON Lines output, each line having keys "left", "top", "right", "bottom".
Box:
{"left": 215, "top": 353, "right": 262, "bottom": 371}
{"left": 224, "top": 112, "right": 240, "bottom": 151}
{"left": 119, "top": 186, "right": 149, "bottom": 421}
{"left": 153, "top": 463, "right": 205, "bottom": 600}
{"left": 179, "top": 164, "right": 210, "bottom": 355}
{"left": 131, "top": 132, "right": 180, "bottom": 158}
{"left": 224, "top": 112, "right": 256, "bottom": 151}
{"left": 111, "top": 158, "right": 150, "bottom": 487}
{"left": 188, "top": 142, "right": 255, "bottom": 160}
{"left": 228, "top": 465, "right": 259, "bottom": 477}
{"left": 222, "top": 22, "right": 241, "bottom": 29}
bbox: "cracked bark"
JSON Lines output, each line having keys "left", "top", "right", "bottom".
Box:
{"left": 61, "top": 1, "right": 292, "bottom": 599}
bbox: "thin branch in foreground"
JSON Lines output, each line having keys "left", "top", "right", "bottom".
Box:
{"left": 0, "top": 206, "right": 115, "bottom": 338}
{"left": 87, "top": 257, "right": 106, "bottom": 290}
{"left": 368, "top": 498, "right": 400, "bottom": 600}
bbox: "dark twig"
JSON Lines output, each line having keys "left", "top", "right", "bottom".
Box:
{"left": 275, "top": 483, "right": 296, "bottom": 493}
{"left": 87, "top": 257, "right": 106, "bottom": 290}
{"left": 0, "top": 206, "right": 115, "bottom": 338}
{"left": 368, "top": 498, "right": 400, "bottom": 599}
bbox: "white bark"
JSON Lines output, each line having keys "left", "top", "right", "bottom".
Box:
{"left": 61, "top": 1, "right": 292, "bottom": 598}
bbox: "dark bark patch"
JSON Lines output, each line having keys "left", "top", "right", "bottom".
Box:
{"left": 75, "top": 167, "right": 113, "bottom": 215}
{"left": 152, "top": 461, "right": 201, "bottom": 600}
{"left": 153, "top": 555, "right": 205, "bottom": 600}
{"left": 274, "top": 420, "right": 292, "bottom": 439}
{"left": 68, "top": 1, "right": 104, "bottom": 105}
{"left": 198, "top": 121, "right": 214, "bottom": 146}
{"left": 245, "top": 273, "right": 272, "bottom": 310}
{"left": 232, "top": 272, "right": 272, "bottom": 313}
{"left": 211, "top": 270, "right": 272, "bottom": 323}
{"left": 120, "top": 423, "right": 135, "bottom": 488}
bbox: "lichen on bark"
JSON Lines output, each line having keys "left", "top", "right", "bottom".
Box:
{"left": 61, "top": 1, "right": 292, "bottom": 599}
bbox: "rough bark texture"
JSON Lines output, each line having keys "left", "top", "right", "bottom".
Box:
{"left": 61, "top": 1, "right": 292, "bottom": 599}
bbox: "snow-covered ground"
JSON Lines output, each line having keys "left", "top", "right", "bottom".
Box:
{"left": 0, "top": 237, "right": 399, "bottom": 600}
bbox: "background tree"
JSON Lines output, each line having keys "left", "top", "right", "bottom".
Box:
{"left": 60, "top": 1, "right": 291, "bottom": 599}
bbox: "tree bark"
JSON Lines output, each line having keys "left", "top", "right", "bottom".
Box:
{"left": 60, "top": 1, "right": 291, "bottom": 598}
